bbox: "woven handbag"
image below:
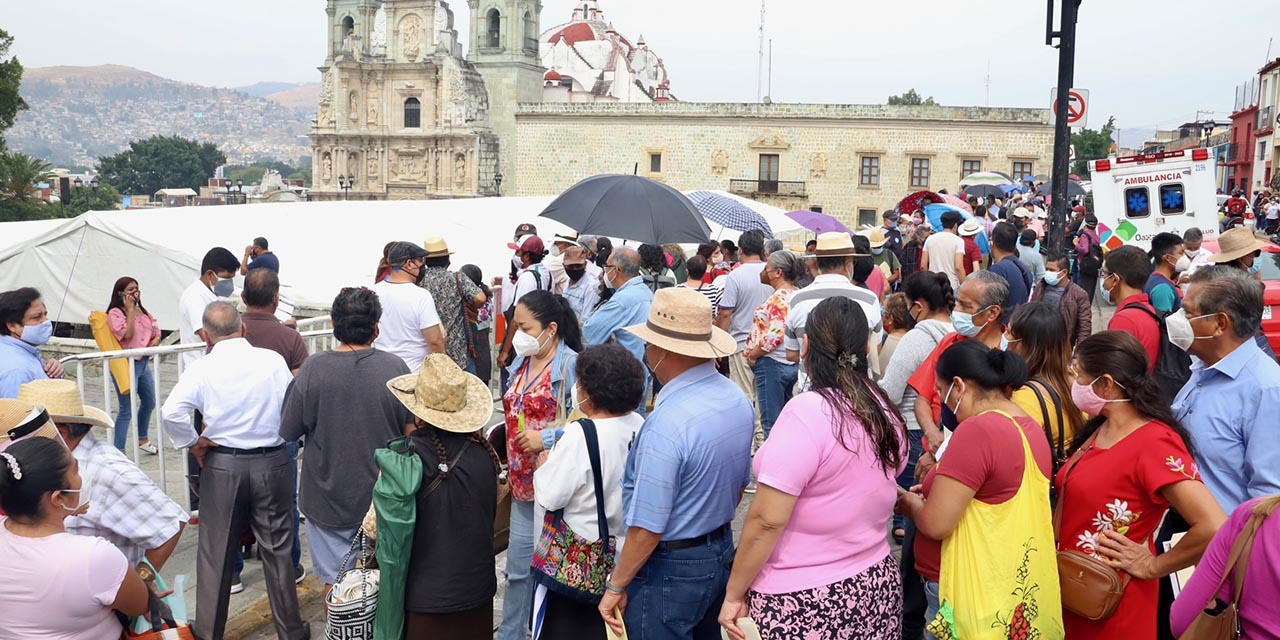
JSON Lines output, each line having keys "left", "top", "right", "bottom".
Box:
{"left": 325, "top": 530, "right": 379, "bottom": 640}
{"left": 531, "top": 419, "right": 616, "bottom": 603}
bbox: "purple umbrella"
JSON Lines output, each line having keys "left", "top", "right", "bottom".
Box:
{"left": 785, "top": 210, "right": 852, "bottom": 235}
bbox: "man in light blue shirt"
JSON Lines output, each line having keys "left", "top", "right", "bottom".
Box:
{"left": 1172, "top": 267, "right": 1280, "bottom": 512}
{"left": 583, "top": 247, "right": 653, "bottom": 376}
{"left": 0, "top": 288, "right": 63, "bottom": 398}
{"left": 597, "top": 287, "right": 751, "bottom": 640}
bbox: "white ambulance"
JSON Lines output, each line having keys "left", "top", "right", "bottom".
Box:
{"left": 1087, "top": 148, "right": 1219, "bottom": 251}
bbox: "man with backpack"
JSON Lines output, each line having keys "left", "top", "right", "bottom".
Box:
{"left": 1103, "top": 245, "right": 1192, "bottom": 399}
{"left": 1074, "top": 213, "right": 1104, "bottom": 303}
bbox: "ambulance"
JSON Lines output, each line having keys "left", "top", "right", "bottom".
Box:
{"left": 1087, "top": 148, "right": 1219, "bottom": 251}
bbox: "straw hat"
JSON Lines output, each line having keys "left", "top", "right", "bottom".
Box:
{"left": 17, "top": 379, "right": 112, "bottom": 428}
{"left": 868, "top": 228, "right": 889, "bottom": 249}
{"left": 811, "top": 232, "right": 856, "bottom": 257}
{"left": 1210, "top": 227, "right": 1272, "bottom": 264}
{"left": 423, "top": 236, "right": 454, "bottom": 258}
{"left": 552, "top": 231, "right": 580, "bottom": 245}
{"left": 959, "top": 219, "right": 982, "bottom": 237}
{"left": 0, "top": 398, "right": 61, "bottom": 452}
{"left": 386, "top": 354, "right": 493, "bottom": 433}
{"left": 624, "top": 287, "right": 738, "bottom": 359}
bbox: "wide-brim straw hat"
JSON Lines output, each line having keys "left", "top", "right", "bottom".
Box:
{"left": 17, "top": 379, "right": 113, "bottom": 428}
{"left": 624, "top": 287, "right": 738, "bottom": 359}
{"left": 423, "top": 236, "right": 454, "bottom": 258}
{"left": 868, "top": 228, "right": 889, "bottom": 248}
{"left": 387, "top": 354, "right": 492, "bottom": 433}
{"left": 1211, "top": 227, "right": 1273, "bottom": 263}
{"left": 0, "top": 398, "right": 62, "bottom": 452}
{"left": 812, "top": 231, "right": 856, "bottom": 257}
{"left": 958, "top": 219, "right": 982, "bottom": 236}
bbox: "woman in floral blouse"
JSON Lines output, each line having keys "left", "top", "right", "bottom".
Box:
{"left": 744, "top": 250, "right": 806, "bottom": 441}
{"left": 1056, "top": 331, "right": 1225, "bottom": 639}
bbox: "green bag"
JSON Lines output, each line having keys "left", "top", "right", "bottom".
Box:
{"left": 372, "top": 437, "right": 423, "bottom": 640}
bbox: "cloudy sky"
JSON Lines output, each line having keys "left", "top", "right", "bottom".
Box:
{"left": 6, "top": 0, "right": 1275, "bottom": 134}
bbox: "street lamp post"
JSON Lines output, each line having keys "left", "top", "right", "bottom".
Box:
{"left": 227, "top": 179, "right": 244, "bottom": 205}
{"left": 338, "top": 174, "right": 353, "bottom": 200}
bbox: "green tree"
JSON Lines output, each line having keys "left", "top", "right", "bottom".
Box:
{"left": 0, "top": 197, "right": 47, "bottom": 222}
{"left": 0, "top": 29, "right": 27, "bottom": 151}
{"left": 1071, "top": 116, "right": 1117, "bottom": 177}
{"left": 888, "top": 89, "right": 937, "bottom": 106}
{"left": 96, "top": 135, "right": 226, "bottom": 195}
{"left": 0, "top": 151, "right": 52, "bottom": 201}
{"left": 63, "top": 181, "right": 122, "bottom": 216}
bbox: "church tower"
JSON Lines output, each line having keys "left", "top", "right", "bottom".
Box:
{"left": 467, "top": 0, "right": 544, "bottom": 195}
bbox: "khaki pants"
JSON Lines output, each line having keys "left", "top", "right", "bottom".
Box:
{"left": 728, "top": 352, "right": 763, "bottom": 448}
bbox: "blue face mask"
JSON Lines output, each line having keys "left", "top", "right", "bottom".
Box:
{"left": 1101, "top": 275, "right": 1115, "bottom": 304}
{"left": 19, "top": 319, "right": 53, "bottom": 346}
{"left": 951, "top": 306, "right": 992, "bottom": 338}
{"left": 1248, "top": 261, "right": 1262, "bottom": 276}
{"left": 1044, "top": 271, "right": 1062, "bottom": 286}
{"left": 887, "top": 221, "right": 898, "bottom": 230}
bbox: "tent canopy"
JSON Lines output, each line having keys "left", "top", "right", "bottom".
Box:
{"left": 0, "top": 192, "right": 800, "bottom": 330}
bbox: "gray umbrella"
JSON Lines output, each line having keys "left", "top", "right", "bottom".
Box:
{"left": 538, "top": 174, "right": 712, "bottom": 245}
{"left": 1037, "top": 180, "right": 1087, "bottom": 199}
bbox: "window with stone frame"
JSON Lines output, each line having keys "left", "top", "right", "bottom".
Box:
{"left": 649, "top": 153, "right": 662, "bottom": 174}
{"left": 403, "top": 98, "right": 421, "bottom": 128}
{"left": 759, "top": 154, "right": 781, "bottom": 193}
{"left": 860, "top": 156, "right": 880, "bottom": 186}
{"left": 961, "top": 159, "right": 982, "bottom": 179}
{"left": 910, "top": 157, "right": 930, "bottom": 188}
{"left": 487, "top": 9, "right": 501, "bottom": 48}
{"left": 1012, "top": 161, "right": 1034, "bottom": 181}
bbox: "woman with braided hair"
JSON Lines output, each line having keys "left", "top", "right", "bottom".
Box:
{"left": 719, "top": 296, "right": 909, "bottom": 640}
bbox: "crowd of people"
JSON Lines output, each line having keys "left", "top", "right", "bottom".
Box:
{"left": 0, "top": 190, "right": 1278, "bottom": 640}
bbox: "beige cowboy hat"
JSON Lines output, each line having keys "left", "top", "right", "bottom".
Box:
{"left": 387, "top": 354, "right": 493, "bottom": 433}
{"left": 1210, "top": 227, "right": 1273, "bottom": 264}
{"left": 0, "top": 398, "right": 63, "bottom": 452}
{"left": 959, "top": 219, "right": 982, "bottom": 237}
{"left": 18, "top": 380, "right": 113, "bottom": 428}
{"left": 624, "top": 287, "right": 738, "bottom": 359}
{"left": 812, "top": 231, "right": 856, "bottom": 257}
{"left": 423, "top": 236, "right": 454, "bottom": 258}
{"left": 868, "top": 228, "right": 889, "bottom": 249}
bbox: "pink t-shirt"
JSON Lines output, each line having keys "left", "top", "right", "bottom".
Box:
{"left": 751, "top": 391, "right": 908, "bottom": 594}
{"left": 108, "top": 307, "right": 161, "bottom": 353}
{"left": 0, "top": 519, "right": 129, "bottom": 640}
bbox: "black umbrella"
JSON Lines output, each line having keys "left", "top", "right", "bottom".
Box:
{"left": 962, "top": 184, "right": 1007, "bottom": 200}
{"left": 1037, "top": 179, "right": 1087, "bottom": 199}
{"left": 539, "top": 174, "right": 712, "bottom": 245}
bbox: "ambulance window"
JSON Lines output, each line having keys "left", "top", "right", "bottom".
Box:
{"left": 1124, "top": 187, "right": 1151, "bottom": 219}
{"left": 1158, "top": 183, "right": 1186, "bottom": 215}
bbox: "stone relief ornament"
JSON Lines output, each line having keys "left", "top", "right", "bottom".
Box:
{"left": 402, "top": 15, "right": 422, "bottom": 60}
{"left": 367, "top": 154, "right": 380, "bottom": 181}
{"left": 349, "top": 91, "right": 360, "bottom": 121}
{"left": 453, "top": 153, "right": 466, "bottom": 185}
{"left": 321, "top": 153, "right": 333, "bottom": 182}
{"left": 810, "top": 153, "right": 828, "bottom": 179}
{"left": 711, "top": 150, "right": 729, "bottom": 176}
{"left": 318, "top": 103, "right": 332, "bottom": 126}
{"left": 366, "top": 79, "right": 381, "bottom": 125}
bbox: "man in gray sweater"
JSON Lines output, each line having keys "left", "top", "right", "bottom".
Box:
{"left": 280, "top": 287, "right": 414, "bottom": 597}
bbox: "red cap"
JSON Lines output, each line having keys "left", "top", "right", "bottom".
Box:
{"left": 517, "top": 235, "right": 545, "bottom": 254}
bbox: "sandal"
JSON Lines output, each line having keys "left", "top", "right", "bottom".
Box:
{"left": 138, "top": 441, "right": 159, "bottom": 455}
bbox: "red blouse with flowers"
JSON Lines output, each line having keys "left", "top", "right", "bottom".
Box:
{"left": 502, "top": 359, "right": 556, "bottom": 502}
{"left": 1054, "top": 421, "right": 1202, "bottom": 639}
{"left": 746, "top": 288, "right": 795, "bottom": 358}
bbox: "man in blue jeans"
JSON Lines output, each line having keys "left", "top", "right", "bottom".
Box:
{"left": 599, "top": 288, "right": 754, "bottom": 640}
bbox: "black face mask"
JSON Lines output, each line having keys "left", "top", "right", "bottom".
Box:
{"left": 565, "top": 266, "right": 587, "bottom": 282}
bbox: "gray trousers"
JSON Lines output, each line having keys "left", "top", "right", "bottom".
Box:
{"left": 195, "top": 447, "right": 309, "bottom": 640}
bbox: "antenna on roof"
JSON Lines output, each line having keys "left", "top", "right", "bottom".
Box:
{"left": 985, "top": 59, "right": 991, "bottom": 107}
{"left": 756, "top": 0, "right": 766, "bottom": 103}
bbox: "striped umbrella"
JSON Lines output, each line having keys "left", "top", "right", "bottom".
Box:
{"left": 687, "top": 191, "right": 774, "bottom": 237}
{"left": 940, "top": 193, "right": 974, "bottom": 214}
{"left": 959, "top": 171, "right": 1016, "bottom": 188}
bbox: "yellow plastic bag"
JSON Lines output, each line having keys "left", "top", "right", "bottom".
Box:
{"left": 928, "top": 411, "right": 1065, "bottom": 640}
{"left": 88, "top": 310, "right": 130, "bottom": 395}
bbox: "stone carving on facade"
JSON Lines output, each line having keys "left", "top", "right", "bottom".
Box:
{"left": 453, "top": 152, "right": 467, "bottom": 186}
{"left": 367, "top": 152, "right": 380, "bottom": 184}
{"left": 318, "top": 67, "right": 337, "bottom": 126}
{"left": 711, "top": 149, "right": 729, "bottom": 176}
{"left": 809, "top": 152, "right": 828, "bottom": 179}
{"left": 349, "top": 91, "right": 360, "bottom": 121}
{"left": 748, "top": 133, "right": 790, "bottom": 151}
{"left": 348, "top": 152, "right": 360, "bottom": 182}
{"left": 401, "top": 14, "right": 422, "bottom": 60}
{"left": 370, "top": 4, "right": 388, "bottom": 56}
{"left": 318, "top": 103, "right": 333, "bottom": 127}
{"left": 321, "top": 152, "right": 333, "bottom": 183}
{"left": 366, "top": 79, "right": 381, "bottom": 125}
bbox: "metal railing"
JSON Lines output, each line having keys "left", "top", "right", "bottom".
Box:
{"left": 728, "top": 178, "right": 807, "bottom": 197}
{"left": 58, "top": 324, "right": 335, "bottom": 511}
{"left": 1260, "top": 106, "right": 1275, "bottom": 133}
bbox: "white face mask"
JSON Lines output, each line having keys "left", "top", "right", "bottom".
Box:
{"left": 1166, "top": 308, "right": 1218, "bottom": 352}
{"left": 59, "top": 482, "right": 91, "bottom": 516}
{"left": 1173, "top": 255, "right": 1192, "bottom": 273}
{"left": 571, "top": 382, "right": 586, "bottom": 411}
{"left": 512, "top": 327, "right": 549, "bottom": 357}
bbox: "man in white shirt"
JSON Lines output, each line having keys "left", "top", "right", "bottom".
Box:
{"left": 921, "top": 211, "right": 968, "bottom": 290}
{"left": 160, "top": 302, "right": 309, "bottom": 640}
{"left": 372, "top": 241, "right": 445, "bottom": 373}
{"left": 714, "top": 229, "right": 773, "bottom": 413}
{"left": 561, "top": 246, "right": 600, "bottom": 323}
{"left": 498, "top": 235, "right": 554, "bottom": 368}
{"left": 178, "top": 247, "right": 240, "bottom": 368}
{"left": 785, "top": 232, "right": 883, "bottom": 373}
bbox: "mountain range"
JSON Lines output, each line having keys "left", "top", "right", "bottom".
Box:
{"left": 7, "top": 65, "right": 318, "bottom": 168}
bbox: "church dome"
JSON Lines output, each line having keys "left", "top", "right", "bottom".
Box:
{"left": 539, "top": 1, "right": 675, "bottom": 103}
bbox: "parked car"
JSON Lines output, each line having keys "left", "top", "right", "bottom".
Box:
{"left": 1200, "top": 237, "right": 1280, "bottom": 357}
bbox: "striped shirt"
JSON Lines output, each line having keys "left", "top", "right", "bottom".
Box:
{"left": 679, "top": 282, "right": 722, "bottom": 317}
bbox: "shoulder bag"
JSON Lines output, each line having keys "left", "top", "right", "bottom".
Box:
{"left": 325, "top": 530, "right": 379, "bottom": 640}
{"left": 1054, "top": 432, "right": 1140, "bottom": 621}
{"left": 1177, "top": 499, "right": 1276, "bottom": 640}
{"left": 1023, "top": 378, "right": 1067, "bottom": 492}
{"left": 531, "top": 419, "right": 618, "bottom": 603}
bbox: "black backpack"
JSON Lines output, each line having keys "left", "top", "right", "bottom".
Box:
{"left": 1078, "top": 231, "right": 1104, "bottom": 277}
{"left": 1119, "top": 302, "right": 1193, "bottom": 402}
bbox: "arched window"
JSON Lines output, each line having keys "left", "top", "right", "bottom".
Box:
{"left": 486, "top": 9, "right": 501, "bottom": 48}
{"left": 523, "top": 11, "right": 535, "bottom": 50}
{"left": 341, "top": 16, "right": 354, "bottom": 35}
{"left": 404, "top": 97, "right": 421, "bottom": 128}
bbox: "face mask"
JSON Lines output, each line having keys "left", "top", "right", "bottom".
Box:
{"left": 1044, "top": 271, "right": 1063, "bottom": 286}
{"left": 941, "top": 381, "right": 964, "bottom": 430}
{"left": 549, "top": 244, "right": 562, "bottom": 257}
{"left": 887, "top": 221, "right": 898, "bottom": 230}
{"left": 1173, "top": 255, "right": 1192, "bottom": 273}
{"left": 1070, "top": 376, "right": 1131, "bottom": 416}
{"left": 872, "top": 247, "right": 885, "bottom": 256}
{"left": 1101, "top": 275, "right": 1116, "bottom": 305}
{"left": 512, "top": 327, "right": 548, "bottom": 357}
{"left": 603, "top": 267, "right": 618, "bottom": 290}
{"left": 951, "top": 306, "right": 992, "bottom": 338}
{"left": 645, "top": 350, "right": 667, "bottom": 380}
{"left": 213, "top": 277, "right": 235, "bottom": 297}
{"left": 571, "top": 382, "right": 587, "bottom": 412}
{"left": 1248, "top": 261, "right": 1262, "bottom": 276}
{"left": 565, "top": 266, "right": 586, "bottom": 282}
{"left": 1166, "top": 308, "right": 1218, "bottom": 352}
{"left": 512, "top": 254, "right": 524, "bottom": 271}
{"left": 59, "top": 482, "right": 91, "bottom": 515}
{"left": 18, "top": 319, "right": 54, "bottom": 346}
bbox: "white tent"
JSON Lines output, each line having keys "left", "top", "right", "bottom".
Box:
{"left": 0, "top": 192, "right": 801, "bottom": 330}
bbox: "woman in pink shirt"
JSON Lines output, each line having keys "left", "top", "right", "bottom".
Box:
{"left": 719, "top": 297, "right": 909, "bottom": 640}
{"left": 0, "top": 434, "right": 149, "bottom": 639}
{"left": 107, "top": 277, "right": 161, "bottom": 453}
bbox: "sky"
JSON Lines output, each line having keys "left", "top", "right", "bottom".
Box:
{"left": 5, "top": 0, "right": 1276, "bottom": 135}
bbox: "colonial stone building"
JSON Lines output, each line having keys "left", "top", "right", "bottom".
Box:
{"left": 513, "top": 102, "right": 1053, "bottom": 225}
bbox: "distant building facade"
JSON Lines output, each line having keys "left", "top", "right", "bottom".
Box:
{"left": 539, "top": 1, "right": 674, "bottom": 104}
{"left": 513, "top": 102, "right": 1052, "bottom": 225}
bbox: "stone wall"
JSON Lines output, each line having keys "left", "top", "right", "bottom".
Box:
{"left": 513, "top": 102, "right": 1054, "bottom": 224}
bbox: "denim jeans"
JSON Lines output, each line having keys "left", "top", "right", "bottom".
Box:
{"left": 235, "top": 441, "right": 302, "bottom": 576}
{"left": 894, "top": 432, "right": 926, "bottom": 532}
{"left": 924, "top": 580, "right": 941, "bottom": 640}
{"left": 751, "top": 357, "right": 798, "bottom": 441}
{"left": 624, "top": 530, "right": 734, "bottom": 640}
{"left": 112, "top": 357, "right": 155, "bottom": 450}
{"left": 498, "top": 498, "right": 536, "bottom": 640}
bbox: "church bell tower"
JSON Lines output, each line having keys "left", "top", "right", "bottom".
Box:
{"left": 467, "top": 0, "right": 544, "bottom": 195}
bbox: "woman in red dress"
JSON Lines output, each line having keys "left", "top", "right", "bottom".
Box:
{"left": 1055, "top": 331, "right": 1226, "bottom": 639}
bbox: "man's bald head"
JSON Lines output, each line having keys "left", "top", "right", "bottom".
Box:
{"left": 202, "top": 301, "right": 243, "bottom": 343}
{"left": 610, "top": 247, "right": 641, "bottom": 278}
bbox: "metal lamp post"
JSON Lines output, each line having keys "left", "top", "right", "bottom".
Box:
{"left": 338, "top": 174, "right": 353, "bottom": 200}
{"left": 227, "top": 179, "right": 243, "bottom": 204}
